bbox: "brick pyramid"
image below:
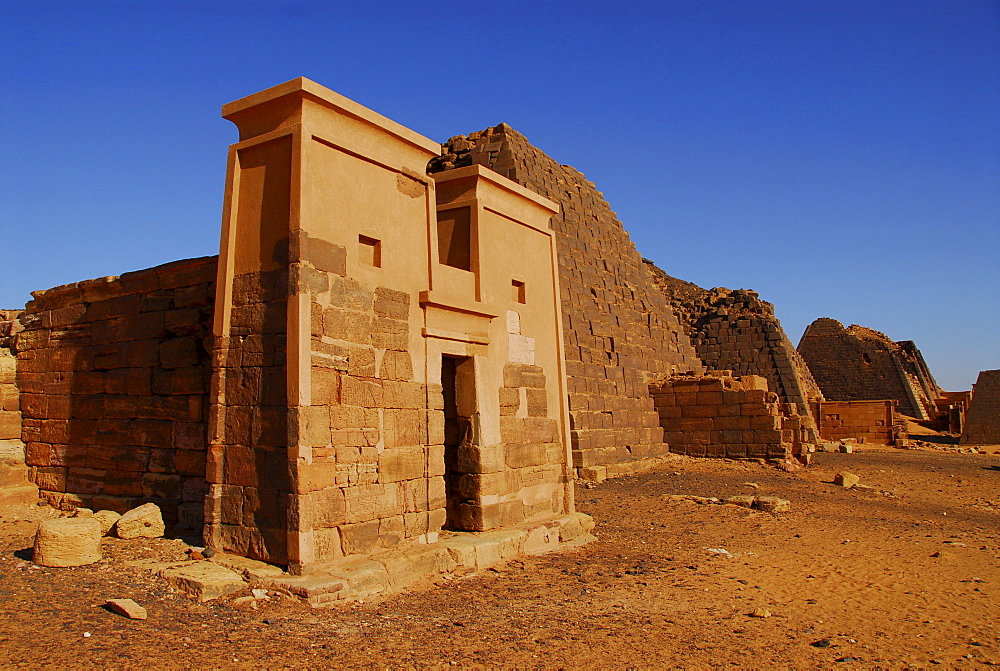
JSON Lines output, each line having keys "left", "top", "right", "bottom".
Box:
{"left": 431, "top": 125, "right": 703, "bottom": 471}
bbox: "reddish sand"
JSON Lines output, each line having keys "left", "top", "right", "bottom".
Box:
{"left": 1, "top": 445, "right": 998, "bottom": 667}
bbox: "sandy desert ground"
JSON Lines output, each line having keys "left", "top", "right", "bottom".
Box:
{"left": 0, "top": 443, "right": 998, "bottom": 669}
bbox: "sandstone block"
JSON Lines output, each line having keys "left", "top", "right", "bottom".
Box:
{"left": 116, "top": 502, "right": 166, "bottom": 539}
{"left": 106, "top": 598, "right": 147, "bottom": 620}
{"left": 753, "top": 496, "right": 790, "bottom": 512}
{"left": 834, "top": 472, "right": 860, "bottom": 488}
{"left": 93, "top": 509, "right": 122, "bottom": 535}
{"left": 210, "top": 552, "right": 285, "bottom": 581}
{"left": 722, "top": 495, "right": 755, "bottom": 508}
{"left": 157, "top": 561, "right": 246, "bottom": 601}
{"left": 33, "top": 517, "right": 102, "bottom": 567}
{"left": 322, "top": 557, "right": 391, "bottom": 599}
{"left": 340, "top": 520, "right": 380, "bottom": 555}
{"left": 376, "top": 544, "right": 446, "bottom": 589}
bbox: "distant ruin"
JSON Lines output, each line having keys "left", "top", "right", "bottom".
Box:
{"left": 798, "top": 318, "right": 941, "bottom": 420}
{"left": 961, "top": 370, "right": 1000, "bottom": 445}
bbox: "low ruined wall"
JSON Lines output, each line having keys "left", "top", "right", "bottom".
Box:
{"left": 649, "top": 373, "right": 814, "bottom": 461}
{"left": 1, "top": 310, "right": 37, "bottom": 505}
{"left": 0, "top": 311, "right": 23, "bottom": 443}
{"left": 17, "top": 257, "right": 217, "bottom": 528}
{"left": 813, "top": 400, "right": 896, "bottom": 445}
{"left": 961, "top": 370, "right": 1000, "bottom": 445}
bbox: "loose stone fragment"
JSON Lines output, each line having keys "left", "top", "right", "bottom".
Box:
{"left": 92, "top": 510, "right": 121, "bottom": 536}
{"left": 106, "top": 598, "right": 147, "bottom": 620}
{"left": 722, "top": 495, "right": 756, "bottom": 508}
{"left": 834, "top": 472, "right": 860, "bottom": 488}
{"left": 116, "top": 503, "right": 165, "bottom": 539}
{"left": 71, "top": 508, "right": 94, "bottom": 518}
{"left": 750, "top": 608, "right": 771, "bottom": 618}
{"left": 753, "top": 496, "right": 791, "bottom": 513}
{"left": 33, "top": 517, "right": 102, "bottom": 567}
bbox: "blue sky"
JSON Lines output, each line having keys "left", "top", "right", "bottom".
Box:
{"left": 1, "top": 0, "right": 997, "bottom": 390}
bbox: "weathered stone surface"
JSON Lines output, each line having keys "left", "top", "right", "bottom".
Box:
{"left": 210, "top": 552, "right": 285, "bottom": 581}
{"left": 375, "top": 544, "right": 447, "bottom": 589}
{"left": 13, "top": 257, "right": 215, "bottom": 536}
{"left": 33, "top": 517, "right": 102, "bottom": 567}
{"left": 649, "top": 270, "right": 823, "bottom": 418}
{"left": 157, "top": 561, "right": 246, "bottom": 601}
{"left": 116, "top": 502, "right": 165, "bottom": 539}
{"left": 106, "top": 598, "right": 148, "bottom": 620}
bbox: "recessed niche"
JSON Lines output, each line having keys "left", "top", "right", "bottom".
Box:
{"left": 512, "top": 279, "right": 526, "bottom": 304}
{"left": 359, "top": 234, "right": 381, "bottom": 268}
{"left": 437, "top": 207, "right": 472, "bottom": 271}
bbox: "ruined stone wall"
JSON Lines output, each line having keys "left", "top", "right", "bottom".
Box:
{"left": 16, "top": 257, "right": 216, "bottom": 529}
{"left": 798, "top": 318, "right": 940, "bottom": 419}
{"left": 0, "top": 311, "right": 23, "bottom": 444}
{"left": 648, "top": 373, "right": 814, "bottom": 461}
{"left": 960, "top": 370, "right": 1000, "bottom": 445}
{"left": 812, "top": 400, "right": 896, "bottom": 445}
{"left": 646, "top": 264, "right": 824, "bottom": 413}
{"left": 1, "top": 310, "right": 38, "bottom": 506}
{"left": 432, "top": 125, "right": 703, "bottom": 472}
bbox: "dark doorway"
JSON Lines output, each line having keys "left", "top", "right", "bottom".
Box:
{"left": 441, "top": 354, "right": 476, "bottom": 530}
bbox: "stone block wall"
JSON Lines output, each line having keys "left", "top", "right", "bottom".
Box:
{"left": 960, "top": 370, "right": 1000, "bottom": 445}
{"left": 812, "top": 400, "right": 896, "bottom": 445}
{"left": 798, "top": 318, "right": 941, "bottom": 419}
{"left": 1, "top": 310, "right": 37, "bottom": 506}
{"left": 649, "top": 373, "right": 815, "bottom": 461}
{"left": 207, "top": 264, "right": 291, "bottom": 562}
{"left": 432, "top": 125, "right": 703, "bottom": 472}
{"left": 647, "top": 265, "right": 824, "bottom": 420}
{"left": 16, "top": 257, "right": 216, "bottom": 528}
{"left": 299, "top": 264, "right": 446, "bottom": 563}
{"left": 0, "top": 311, "right": 23, "bottom": 443}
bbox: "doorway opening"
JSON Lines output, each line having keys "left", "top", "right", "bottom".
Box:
{"left": 441, "top": 354, "right": 476, "bottom": 530}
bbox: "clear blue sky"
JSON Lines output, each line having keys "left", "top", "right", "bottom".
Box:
{"left": 2, "top": 0, "right": 997, "bottom": 391}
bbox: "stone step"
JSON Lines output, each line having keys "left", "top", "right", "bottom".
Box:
{"left": 265, "top": 512, "right": 596, "bottom": 607}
